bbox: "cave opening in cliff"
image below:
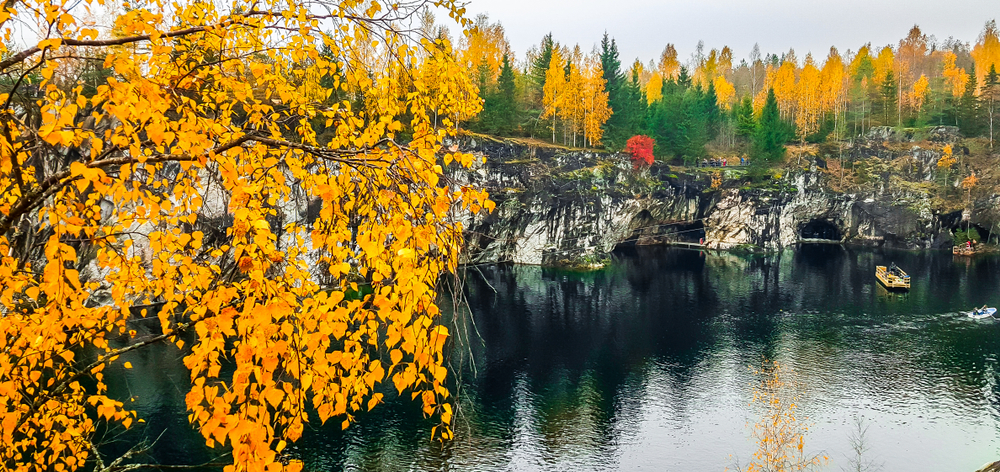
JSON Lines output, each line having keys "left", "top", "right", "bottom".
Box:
{"left": 800, "top": 219, "right": 842, "bottom": 241}
{"left": 616, "top": 214, "right": 705, "bottom": 248}
{"left": 673, "top": 220, "right": 706, "bottom": 243}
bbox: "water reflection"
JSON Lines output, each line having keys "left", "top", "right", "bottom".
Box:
{"left": 108, "top": 247, "right": 1000, "bottom": 471}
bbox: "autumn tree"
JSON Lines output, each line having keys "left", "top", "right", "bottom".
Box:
{"left": 735, "top": 360, "right": 827, "bottom": 472}
{"left": 795, "top": 56, "right": 823, "bottom": 143}
{"left": 458, "top": 14, "right": 512, "bottom": 94}
{"left": 911, "top": 74, "right": 930, "bottom": 119}
{"left": 937, "top": 144, "right": 958, "bottom": 187}
{"left": 0, "top": 1, "right": 491, "bottom": 472}
{"left": 582, "top": 53, "right": 613, "bottom": 147}
{"left": 542, "top": 46, "right": 568, "bottom": 144}
{"left": 819, "top": 48, "right": 846, "bottom": 139}
{"left": 646, "top": 72, "right": 664, "bottom": 103}
{"left": 971, "top": 20, "right": 1000, "bottom": 94}
{"left": 658, "top": 44, "right": 681, "bottom": 81}
{"left": 560, "top": 46, "right": 585, "bottom": 147}
{"left": 625, "top": 135, "right": 655, "bottom": 168}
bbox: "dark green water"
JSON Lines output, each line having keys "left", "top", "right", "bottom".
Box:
{"left": 106, "top": 246, "right": 1000, "bottom": 471}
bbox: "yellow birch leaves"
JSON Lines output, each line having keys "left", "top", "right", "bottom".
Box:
{"left": 541, "top": 44, "right": 612, "bottom": 147}
{"left": 0, "top": 1, "right": 488, "bottom": 472}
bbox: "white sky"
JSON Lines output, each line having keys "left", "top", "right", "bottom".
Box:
{"left": 459, "top": 0, "right": 998, "bottom": 67}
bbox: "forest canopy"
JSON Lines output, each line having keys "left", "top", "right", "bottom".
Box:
{"left": 456, "top": 19, "right": 1000, "bottom": 163}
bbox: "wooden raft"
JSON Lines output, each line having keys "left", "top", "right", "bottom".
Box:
{"left": 875, "top": 265, "right": 910, "bottom": 290}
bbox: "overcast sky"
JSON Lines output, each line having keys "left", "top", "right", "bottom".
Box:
{"left": 458, "top": 0, "right": 998, "bottom": 66}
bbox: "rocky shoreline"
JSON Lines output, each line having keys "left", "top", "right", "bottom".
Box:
{"left": 452, "top": 131, "right": 1000, "bottom": 269}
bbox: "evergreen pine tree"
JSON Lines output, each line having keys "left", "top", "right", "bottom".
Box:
{"left": 527, "top": 33, "right": 554, "bottom": 138}
{"left": 735, "top": 96, "right": 757, "bottom": 138}
{"left": 753, "top": 88, "right": 787, "bottom": 162}
{"left": 703, "top": 80, "right": 721, "bottom": 141}
{"left": 959, "top": 62, "right": 980, "bottom": 136}
{"left": 681, "top": 86, "right": 710, "bottom": 163}
{"left": 495, "top": 53, "right": 517, "bottom": 135}
{"left": 623, "top": 68, "right": 648, "bottom": 137}
{"left": 645, "top": 76, "right": 716, "bottom": 164}
{"left": 598, "top": 33, "right": 632, "bottom": 150}
{"left": 530, "top": 33, "right": 554, "bottom": 92}
{"left": 599, "top": 33, "right": 623, "bottom": 100}
{"left": 677, "top": 66, "right": 691, "bottom": 89}
{"left": 879, "top": 70, "right": 898, "bottom": 126}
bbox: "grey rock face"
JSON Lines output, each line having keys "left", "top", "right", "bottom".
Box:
{"left": 455, "top": 137, "right": 997, "bottom": 267}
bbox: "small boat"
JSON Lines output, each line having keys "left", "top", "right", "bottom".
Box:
{"left": 970, "top": 307, "right": 997, "bottom": 319}
{"left": 875, "top": 264, "right": 910, "bottom": 290}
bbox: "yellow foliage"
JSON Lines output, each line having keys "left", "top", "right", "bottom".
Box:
{"left": 458, "top": 14, "right": 511, "bottom": 85}
{"left": 743, "top": 359, "right": 826, "bottom": 472}
{"left": 714, "top": 76, "right": 736, "bottom": 110}
{"left": 694, "top": 47, "right": 732, "bottom": 89}
{"left": 657, "top": 44, "right": 680, "bottom": 80}
{"left": 911, "top": 74, "right": 930, "bottom": 111}
{"left": 542, "top": 46, "right": 610, "bottom": 147}
{"left": 581, "top": 53, "right": 612, "bottom": 146}
{"left": 942, "top": 51, "right": 969, "bottom": 98}
{"left": 0, "top": 1, "right": 490, "bottom": 471}
{"left": 794, "top": 56, "right": 822, "bottom": 142}
{"left": 646, "top": 72, "right": 664, "bottom": 104}
{"left": 938, "top": 145, "right": 956, "bottom": 168}
{"left": 962, "top": 172, "right": 979, "bottom": 189}
{"left": 873, "top": 46, "right": 895, "bottom": 85}
{"left": 971, "top": 20, "right": 1000, "bottom": 94}
{"left": 542, "top": 47, "right": 567, "bottom": 122}
{"left": 819, "top": 48, "right": 846, "bottom": 113}
{"left": 710, "top": 171, "right": 722, "bottom": 190}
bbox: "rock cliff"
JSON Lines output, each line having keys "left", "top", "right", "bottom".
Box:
{"left": 453, "top": 132, "right": 999, "bottom": 268}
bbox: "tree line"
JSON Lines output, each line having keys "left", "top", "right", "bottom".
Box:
{"left": 447, "top": 16, "right": 1000, "bottom": 164}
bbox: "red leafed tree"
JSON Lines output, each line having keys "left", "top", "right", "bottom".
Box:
{"left": 626, "top": 135, "right": 655, "bottom": 168}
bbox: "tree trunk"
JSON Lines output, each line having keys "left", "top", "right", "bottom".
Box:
{"left": 552, "top": 108, "right": 556, "bottom": 144}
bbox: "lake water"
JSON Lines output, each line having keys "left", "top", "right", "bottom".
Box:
{"left": 106, "top": 246, "right": 1000, "bottom": 471}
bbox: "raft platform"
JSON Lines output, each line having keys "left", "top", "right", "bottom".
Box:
{"left": 953, "top": 245, "right": 976, "bottom": 256}
{"left": 876, "top": 265, "right": 910, "bottom": 290}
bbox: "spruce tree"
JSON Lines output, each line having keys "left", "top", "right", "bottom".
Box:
{"left": 682, "top": 86, "right": 710, "bottom": 163}
{"left": 599, "top": 33, "right": 632, "bottom": 150}
{"left": 959, "top": 62, "right": 980, "bottom": 136}
{"left": 624, "top": 68, "right": 648, "bottom": 136}
{"left": 645, "top": 76, "right": 718, "bottom": 164}
{"left": 879, "top": 70, "right": 898, "bottom": 126}
{"left": 599, "top": 33, "right": 623, "bottom": 100}
{"left": 703, "top": 79, "right": 721, "bottom": 141}
{"left": 495, "top": 53, "right": 517, "bottom": 135}
{"left": 677, "top": 66, "right": 691, "bottom": 89}
{"left": 753, "top": 88, "right": 787, "bottom": 162}
{"left": 529, "top": 33, "right": 554, "bottom": 94}
{"left": 527, "top": 33, "right": 554, "bottom": 138}
{"left": 735, "top": 96, "right": 756, "bottom": 138}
